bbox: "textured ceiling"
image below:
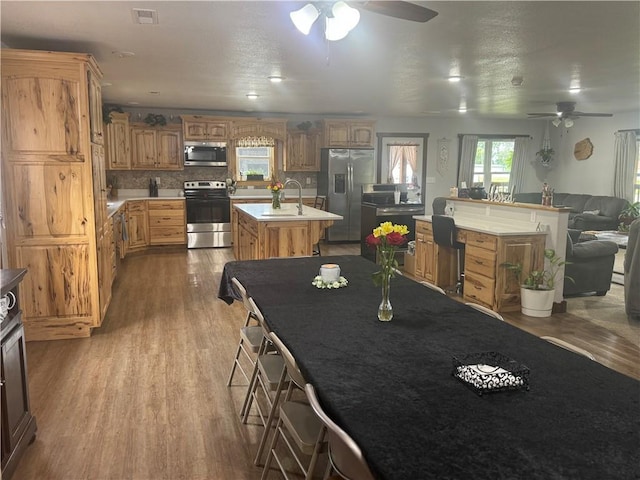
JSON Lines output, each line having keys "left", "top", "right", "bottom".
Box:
{"left": 1, "top": 1, "right": 639, "bottom": 119}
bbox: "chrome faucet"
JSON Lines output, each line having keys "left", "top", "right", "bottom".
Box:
{"left": 284, "top": 178, "right": 303, "bottom": 215}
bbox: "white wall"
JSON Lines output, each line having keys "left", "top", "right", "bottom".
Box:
{"left": 544, "top": 111, "right": 639, "bottom": 196}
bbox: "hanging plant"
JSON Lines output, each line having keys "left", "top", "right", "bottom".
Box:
{"left": 143, "top": 113, "right": 167, "bottom": 127}
{"left": 536, "top": 147, "right": 555, "bottom": 167}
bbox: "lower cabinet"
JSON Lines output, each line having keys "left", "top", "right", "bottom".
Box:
{"left": 97, "top": 220, "right": 115, "bottom": 322}
{"left": 148, "top": 200, "right": 186, "bottom": 245}
{"left": 1, "top": 269, "right": 37, "bottom": 480}
{"left": 126, "top": 201, "right": 149, "bottom": 251}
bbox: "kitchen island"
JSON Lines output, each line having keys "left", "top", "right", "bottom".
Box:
{"left": 233, "top": 203, "right": 342, "bottom": 260}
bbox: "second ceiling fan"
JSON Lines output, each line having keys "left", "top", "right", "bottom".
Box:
{"left": 528, "top": 102, "right": 613, "bottom": 127}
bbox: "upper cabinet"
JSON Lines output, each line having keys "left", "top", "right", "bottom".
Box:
{"left": 323, "top": 119, "right": 376, "bottom": 148}
{"left": 105, "top": 112, "right": 131, "bottom": 170}
{"left": 230, "top": 118, "right": 287, "bottom": 142}
{"left": 285, "top": 128, "right": 321, "bottom": 172}
{"left": 130, "top": 124, "right": 183, "bottom": 170}
{"left": 181, "top": 115, "right": 228, "bottom": 141}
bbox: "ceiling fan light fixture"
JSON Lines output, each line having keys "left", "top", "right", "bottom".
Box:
{"left": 331, "top": 1, "right": 360, "bottom": 31}
{"left": 551, "top": 118, "right": 562, "bottom": 127}
{"left": 564, "top": 118, "right": 574, "bottom": 128}
{"left": 290, "top": 3, "right": 319, "bottom": 35}
{"left": 325, "top": 16, "right": 350, "bottom": 41}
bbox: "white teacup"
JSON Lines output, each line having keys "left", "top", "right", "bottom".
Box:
{"left": 319, "top": 264, "right": 340, "bottom": 283}
{"left": 0, "top": 292, "right": 16, "bottom": 321}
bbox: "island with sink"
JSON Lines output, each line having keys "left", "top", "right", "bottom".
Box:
{"left": 232, "top": 203, "right": 343, "bottom": 260}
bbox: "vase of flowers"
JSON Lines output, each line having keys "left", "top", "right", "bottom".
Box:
{"left": 267, "top": 179, "right": 283, "bottom": 209}
{"left": 365, "top": 222, "right": 410, "bottom": 321}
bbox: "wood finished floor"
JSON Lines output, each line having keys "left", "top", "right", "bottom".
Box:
{"left": 15, "top": 244, "right": 639, "bottom": 480}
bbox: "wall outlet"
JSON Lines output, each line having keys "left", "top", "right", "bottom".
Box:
{"left": 306, "top": 177, "right": 312, "bottom": 185}
{"left": 155, "top": 176, "right": 160, "bottom": 186}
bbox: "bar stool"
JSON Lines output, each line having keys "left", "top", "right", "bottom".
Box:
{"left": 313, "top": 195, "right": 326, "bottom": 256}
{"left": 431, "top": 215, "right": 464, "bottom": 294}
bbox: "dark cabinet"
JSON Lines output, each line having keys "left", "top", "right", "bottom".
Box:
{"left": 1, "top": 269, "right": 37, "bottom": 480}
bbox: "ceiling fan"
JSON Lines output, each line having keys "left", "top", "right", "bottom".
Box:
{"left": 290, "top": 2, "right": 438, "bottom": 41}
{"left": 527, "top": 102, "right": 613, "bottom": 127}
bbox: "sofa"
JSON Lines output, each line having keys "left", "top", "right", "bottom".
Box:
{"left": 624, "top": 219, "right": 639, "bottom": 320}
{"left": 513, "top": 192, "right": 628, "bottom": 231}
{"left": 563, "top": 229, "right": 619, "bottom": 297}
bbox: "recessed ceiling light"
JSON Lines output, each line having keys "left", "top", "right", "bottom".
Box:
{"left": 127, "top": 101, "right": 140, "bottom": 105}
{"left": 448, "top": 76, "right": 464, "bottom": 83}
{"left": 268, "top": 75, "right": 284, "bottom": 83}
{"left": 569, "top": 87, "right": 581, "bottom": 94}
{"left": 149, "top": 91, "right": 160, "bottom": 95}
{"left": 458, "top": 107, "right": 467, "bottom": 113}
{"left": 246, "top": 93, "right": 259, "bottom": 100}
{"left": 112, "top": 51, "right": 135, "bottom": 58}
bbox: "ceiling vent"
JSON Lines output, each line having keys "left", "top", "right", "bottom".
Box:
{"left": 132, "top": 8, "right": 158, "bottom": 25}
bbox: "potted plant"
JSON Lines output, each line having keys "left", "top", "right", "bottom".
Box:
{"left": 245, "top": 170, "right": 264, "bottom": 181}
{"left": 536, "top": 147, "right": 555, "bottom": 167}
{"left": 503, "top": 249, "right": 569, "bottom": 317}
{"left": 618, "top": 201, "right": 639, "bottom": 232}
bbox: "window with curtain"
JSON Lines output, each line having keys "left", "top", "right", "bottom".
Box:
{"left": 388, "top": 144, "right": 418, "bottom": 184}
{"left": 473, "top": 138, "right": 515, "bottom": 191}
{"left": 635, "top": 139, "right": 640, "bottom": 202}
{"left": 235, "top": 146, "right": 275, "bottom": 181}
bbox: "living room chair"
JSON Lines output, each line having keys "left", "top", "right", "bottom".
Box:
{"left": 260, "top": 333, "right": 327, "bottom": 480}
{"left": 563, "top": 229, "right": 618, "bottom": 296}
{"left": 240, "top": 298, "right": 286, "bottom": 427}
{"left": 420, "top": 281, "right": 446, "bottom": 295}
{"left": 541, "top": 336, "right": 596, "bottom": 361}
{"left": 305, "top": 383, "right": 376, "bottom": 480}
{"left": 431, "top": 215, "right": 464, "bottom": 294}
{"left": 227, "top": 277, "right": 263, "bottom": 386}
{"left": 465, "top": 302, "right": 505, "bottom": 322}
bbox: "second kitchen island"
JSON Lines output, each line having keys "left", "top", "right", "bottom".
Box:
{"left": 232, "top": 203, "right": 343, "bottom": 260}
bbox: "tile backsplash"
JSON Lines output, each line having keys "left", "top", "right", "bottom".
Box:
{"left": 107, "top": 169, "right": 316, "bottom": 190}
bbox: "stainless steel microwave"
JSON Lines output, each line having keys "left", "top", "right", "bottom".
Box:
{"left": 184, "top": 141, "right": 227, "bottom": 167}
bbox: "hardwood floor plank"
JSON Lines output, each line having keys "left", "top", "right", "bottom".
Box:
{"left": 14, "top": 244, "right": 638, "bottom": 480}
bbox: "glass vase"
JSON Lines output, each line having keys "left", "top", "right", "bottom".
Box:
{"left": 378, "top": 272, "right": 393, "bottom": 321}
{"left": 272, "top": 192, "right": 281, "bottom": 209}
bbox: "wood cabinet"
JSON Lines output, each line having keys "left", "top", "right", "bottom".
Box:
{"left": 1, "top": 49, "right": 104, "bottom": 340}
{"left": 105, "top": 112, "right": 131, "bottom": 170}
{"left": 230, "top": 118, "right": 287, "bottom": 141}
{"left": 130, "top": 125, "right": 183, "bottom": 170}
{"left": 413, "top": 220, "right": 545, "bottom": 312}
{"left": 126, "top": 201, "right": 149, "bottom": 251}
{"left": 148, "top": 200, "right": 186, "bottom": 245}
{"left": 322, "top": 120, "right": 375, "bottom": 148}
{"left": 181, "top": 115, "right": 228, "bottom": 141}
{"left": 1, "top": 269, "right": 37, "bottom": 479}
{"left": 96, "top": 220, "right": 114, "bottom": 321}
{"left": 285, "top": 129, "right": 321, "bottom": 171}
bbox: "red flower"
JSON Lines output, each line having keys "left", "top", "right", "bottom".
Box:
{"left": 365, "top": 233, "right": 381, "bottom": 248}
{"left": 385, "top": 232, "right": 407, "bottom": 246}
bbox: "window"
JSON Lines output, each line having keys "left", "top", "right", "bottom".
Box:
{"left": 473, "top": 138, "right": 514, "bottom": 191}
{"left": 235, "top": 146, "right": 275, "bottom": 181}
{"left": 388, "top": 144, "right": 418, "bottom": 184}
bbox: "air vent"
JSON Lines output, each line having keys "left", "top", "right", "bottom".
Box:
{"left": 132, "top": 8, "right": 158, "bottom": 25}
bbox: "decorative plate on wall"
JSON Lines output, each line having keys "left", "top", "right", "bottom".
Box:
{"left": 574, "top": 138, "right": 594, "bottom": 160}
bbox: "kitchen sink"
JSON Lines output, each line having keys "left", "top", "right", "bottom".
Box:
{"left": 107, "top": 202, "right": 115, "bottom": 207}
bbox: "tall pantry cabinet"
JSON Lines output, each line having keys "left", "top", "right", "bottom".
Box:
{"left": 1, "top": 49, "right": 108, "bottom": 341}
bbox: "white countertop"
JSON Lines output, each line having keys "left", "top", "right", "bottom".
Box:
{"left": 414, "top": 214, "right": 547, "bottom": 236}
{"left": 235, "top": 203, "right": 343, "bottom": 222}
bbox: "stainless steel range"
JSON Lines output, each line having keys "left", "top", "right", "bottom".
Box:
{"left": 184, "top": 180, "right": 231, "bottom": 248}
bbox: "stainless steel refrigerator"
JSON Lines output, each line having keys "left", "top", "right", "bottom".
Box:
{"left": 318, "top": 148, "right": 376, "bottom": 241}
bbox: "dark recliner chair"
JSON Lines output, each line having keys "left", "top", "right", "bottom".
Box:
{"left": 563, "top": 229, "right": 619, "bottom": 297}
{"left": 624, "top": 219, "right": 639, "bottom": 320}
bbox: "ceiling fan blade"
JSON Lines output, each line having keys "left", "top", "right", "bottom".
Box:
{"left": 572, "top": 112, "right": 613, "bottom": 117}
{"left": 352, "top": 1, "right": 439, "bottom": 22}
{"left": 527, "top": 113, "right": 558, "bottom": 118}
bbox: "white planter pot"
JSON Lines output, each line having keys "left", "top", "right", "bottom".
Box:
{"left": 520, "top": 287, "right": 555, "bottom": 317}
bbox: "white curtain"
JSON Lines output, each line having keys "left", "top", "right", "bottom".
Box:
{"left": 388, "top": 146, "right": 404, "bottom": 182}
{"left": 457, "top": 135, "right": 478, "bottom": 187}
{"left": 613, "top": 131, "right": 637, "bottom": 201}
{"left": 509, "top": 136, "right": 531, "bottom": 194}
